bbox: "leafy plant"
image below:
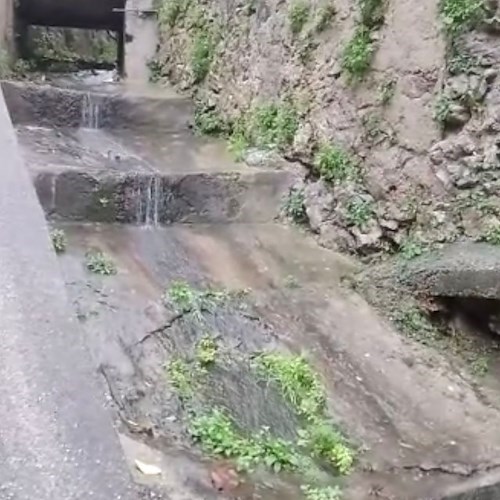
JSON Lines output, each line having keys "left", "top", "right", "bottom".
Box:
{"left": 196, "top": 335, "right": 218, "bottom": 366}
{"left": 283, "top": 188, "right": 307, "bottom": 224}
{"left": 167, "top": 358, "right": 194, "bottom": 397}
{"left": 157, "top": 0, "right": 185, "bottom": 27}
{"left": 470, "top": 355, "right": 489, "bottom": 377}
{"left": 393, "top": 306, "right": 440, "bottom": 345}
{"left": 345, "top": 197, "right": 374, "bottom": 228}
{"left": 433, "top": 94, "right": 453, "bottom": 125}
{"left": 190, "top": 409, "right": 300, "bottom": 472}
{"left": 148, "top": 58, "right": 165, "bottom": 82}
{"left": 342, "top": 26, "right": 374, "bottom": 81}
{"left": 399, "top": 236, "right": 425, "bottom": 260}
{"left": 483, "top": 222, "right": 500, "bottom": 245}
{"left": 377, "top": 78, "right": 396, "bottom": 105}
{"left": 50, "top": 229, "right": 67, "bottom": 254}
{"left": 315, "top": 2, "right": 336, "bottom": 33}
{"left": 85, "top": 250, "right": 117, "bottom": 275}
{"left": 165, "top": 281, "right": 228, "bottom": 318}
{"left": 314, "top": 143, "right": 358, "bottom": 183}
{"left": 439, "top": 0, "right": 485, "bottom": 38}
{"left": 359, "top": 0, "right": 386, "bottom": 28}
{"left": 255, "top": 353, "right": 325, "bottom": 420}
{"left": 298, "top": 422, "right": 354, "bottom": 474}
{"left": 289, "top": 1, "right": 310, "bottom": 34}
{"left": 191, "top": 31, "right": 215, "bottom": 83}
{"left": 194, "top": 102, "right": 228, "bottom": 136}
{"left": 301, "top": 485, "right": 342, "bottom": 500}
{"left": 230, "top": 102, "right": 299, "bottom": 153}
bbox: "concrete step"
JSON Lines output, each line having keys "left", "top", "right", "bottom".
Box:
{"left": 15, "top": 125, "right": 295, "bottom": 224}
{"left": 2, "top": 80, "right": 193, "bottom": 131}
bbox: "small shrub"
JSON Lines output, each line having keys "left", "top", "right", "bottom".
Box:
{"left": 85, "top": 250, "right": 117, "bottom": 275}
{"left": 158, "top": 0, "right": 185, "bottom": 27}
{"left": 191, "top": 32, "right": 215, "bottom": 83}
{"left": 283, "top": 188, "right": 307, "bottom": 224}
{"left": 377, "top": 78, "right": 395, "bottom": 105}
{"left": 433, "top": 94, "right": 453, "bottom": 125}
{"left": 470, "top": 355, "right": 489, "bottom": 377}
{"left": 315, "top": 2, "right": 336, "bottom": 33}
{"left": 359, "top": 0, "right": 386, "bottom": 29}
{"left": 439, "top": 0, "right": 485, "bottom": 38}
{"left": 196, "top": 335, "right": 218, "bottom": 366}
{"left": 393, "top": 306, "right": 440, "bottom": 345}
{"left": 190, "top": 409, "right": 300, "bottom": 472}
{"left": 167, "top": 358, "right": 194, "bottom": 397}
{"left": 301, "top": 485, "right": 342, "bottom": 500}
{"left": 342, "top": 26, "right": 374, "bottom": 81}
{"left": 483, "top": 222, "right": 500, "bottom": 245}
{"left": 298, "top": 422, "right": 355, "bottom": 474}
{"left": 399, "top": 236, "right": 425, "bottom": 260}
{"left": 255, "top": 353, "right": 325, "bottom": 420}
{"left": 314, "top": 143, "right": 358, "bottom": 183}
{"left": 345, "top": 197, "right": 374, "bottom": 229}
{"left": 50, "top": 229, "right": 67, "bottom": 254}
{"left": 194, "top": 103, "right": 228, "bottom": 136}
{"left": 148, "top": 58, "right": 165, "bottom": 82}
{"left": 289, "top": 1, "right": 310, "bottom": 34}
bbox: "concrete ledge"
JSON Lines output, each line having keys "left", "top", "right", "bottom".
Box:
{"left": 439, "top": 471, "right": 500, "bottom": 499}
{"left": 33, "top": 168, "right": 294, "bottom": 224}
{"left": 1, "top": 80, "right": 193, "bottom": 132}
{"left": 0, "top": 87, "right": 136, "bottom": 498}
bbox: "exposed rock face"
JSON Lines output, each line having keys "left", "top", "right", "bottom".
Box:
{"left": 153, "top": 0, "right": 500, "bottom": 254}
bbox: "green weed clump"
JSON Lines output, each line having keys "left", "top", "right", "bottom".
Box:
{"left": 439, "top": 0, "right": 485, "bottom": 38}
{"left": 157, "top": 0, "right": 185, "bottom": 28}
{"left": 301, "top": 485, "right": 342, "bottom": 500}
{"left": 190, "top": 409, "right": 301, "bottom": 472}
{"left": 314, "top": 143, "right": 358, "bottom": 183}
{"left": 167, "top": 358, "right": 194, "bottom": 398}
{"left": 191, "top": 32, "right": 216, "bottom": 83}
{"left": 345, "top": 197, "right": 375, "bottom": 229}
{"left": 342, "top": 0, "right": 386, "bottom": 81}
{"left": 289, "top": 1, "right": 310, "bottom": 34}
{"left": 194, "top": 102, "right": 228, "bottom": 136}
{"left": 50, "top": 229, "right": 67, "bottom": 254}
{"left": 229, "top": 102, "right": 299, "bottom": 156}
{"left": 85, "top": 250, "right": 117, "bottom": 276}
{"left": 315, "top": 2, "right": 336, "bottom": 33}
{"left": 283, "top": 188, "right": 307, "bottom": 224}
{"left": 342, "top": 26, "right": 374, "bottom": 81}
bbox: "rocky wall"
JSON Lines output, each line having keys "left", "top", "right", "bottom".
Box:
{"left": 153, "top": 0, "right": 500, "bottom": 255}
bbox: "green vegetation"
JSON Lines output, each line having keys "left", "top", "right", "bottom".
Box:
{"left": 447, "top": 47, "right": 478, "bottom": 75}
{"left": 256, "top": 353, "right": 354, "bottom": 474}
{"left": 315, "top": 2, "right": 336, "bottom": 33}
{"left": 165, "top": 281, "right": 228, "bottom": 318}
{"left": 230, "top": 101, "right": 299, "bottom": 155}
{"left": 289, "top": 1, "right": 310, "bottom": 34}
{"left": 148, "top": 58, "right": 165, "bottom": 82}
{"left": 345, "top": 197, "right": 375, "bottom": 229}
{"left": 378, "top": 78, "right": 396, "bottom": 105}
{"left": 283, "top": 187, "right": 307, "bottom": 224}
{"left": 433, "top": 94, "right": 453, "bottom": 125}
{"left": 393, "top": 306, "right": 440, "bottom": 345}
{"left": 194, "top": 102, "right": 228, "bottom": 136}
{"left": 314, "top": 143, "right": 358, "bottom": 183}
{"left": 191, "top": 31, "right": 216, "bottom": 83}
{"left": 302, "top": 485, "right": 342, "bottom": 500}
{"left": 470, "top": 355, "right": 489, "bottom": 377}
{"left": 342, "top": 27, "right": 373, "bottom": 81}
{"left": 157, "top": 0, "right": 185, "bottom": 27}
{"left": 439, "top": 0, "right": 485, "bottom": 38}
{"left": 342, "top": 0, "right": 386, "bottom": 81}
{"left": 196, "top": 335, "right": 218, "bottom": 366}
{"left": 167, "top": 358, "right": 194, "bottom": 398}
{"left": 190, "top": 409, "right": 301, "bottom": 471}
{"left": 483, "top": 222, "right": 500, "bottom": 245}
{"left": 85, "top": 250, "right": 117, "bottom": 275}
{"left": 50, "top": 229, "right": 67, "bottom": 254}
{"left": 256, "top": 354, "right": 324, "bottom": 419}
{"left": 399, "top": 236, "right": 426, "bottom": 260}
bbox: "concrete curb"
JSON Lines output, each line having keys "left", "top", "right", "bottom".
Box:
{"left": 0, "top": 87, "right": 137, "bottom": 498}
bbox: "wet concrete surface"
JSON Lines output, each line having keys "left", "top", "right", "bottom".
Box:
{"left": 54, "top": 222, "right": 500, "bottom": 499}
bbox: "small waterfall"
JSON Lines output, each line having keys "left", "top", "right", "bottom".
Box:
{"left": 136, "top": 175, "right": 161, "bottom": 226}
{"left": 81, "top": 92, "right": 101, "bottom": 129}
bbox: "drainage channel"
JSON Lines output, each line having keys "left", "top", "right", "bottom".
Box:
{"left": 5, "top": 77, "right": 500, "bottom": 500}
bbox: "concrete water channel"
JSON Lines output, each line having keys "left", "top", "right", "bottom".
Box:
{"left": 3, "top": 74, "right": 500, "bottom": 499}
